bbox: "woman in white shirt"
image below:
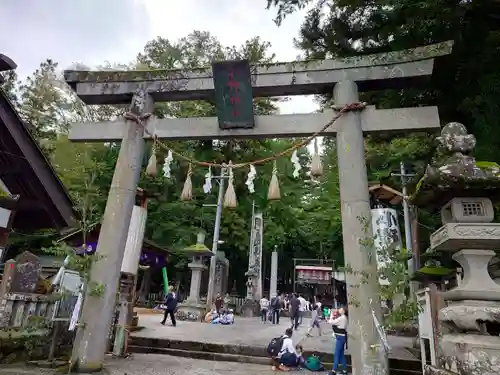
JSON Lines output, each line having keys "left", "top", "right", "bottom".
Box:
{"left": 329, "top": 307, "right": 348, "bottom": 374}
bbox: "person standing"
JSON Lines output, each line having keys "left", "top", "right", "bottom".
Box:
{"left": 214, "top": 292, "right": 223, "bottom": 315}
{"left": 260, "top": 295, "right": 270, "bottom": 323}
{"left": 283, "top": 294, "right": 290, "bottom": 310}
{"left": 289, "top": 293, "right": 300, "bottom": 330}
{"left": 270, "top": 293, "right": 282, "bottom": 324}
{"left": 306, "top": 302, "right": 322, "bottom": 337}
{"left": 161, "top": 286, "right": 178, "bottom": 327}
{"left": 329, "top": 307, "right": 348, "bottom": 375}
{"left": 297, "top": 294, "right": 307, "bottom": 325}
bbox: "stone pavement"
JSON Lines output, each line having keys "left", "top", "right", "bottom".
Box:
{"left": 0, "top": 354, "right": 275, "bottom": 375}
{"left": 133, "top": 313, "right": 416, "bottom": 360}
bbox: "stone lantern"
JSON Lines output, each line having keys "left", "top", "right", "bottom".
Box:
{"left": 412, "top": 122, "right": 500, "bottom": 375}
{"left": 176, "top": 230, "right": 214, "bottom": 321}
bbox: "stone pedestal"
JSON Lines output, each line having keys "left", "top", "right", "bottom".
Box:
{"left": 434, "top": 225, "right": 500, "bottom": 374}
{"left": 214, "top": 251, "right": 229, "bottom": 297}
{"left": 443, "top": 249, "right": 500, "bottom": 301}
{"left": 242, "top": 299, "right": 259, "bottom": 317}
{"left": 437, "top": 333, "right": 500, "bottom": 375}
{"left": 186, "top": 258, "right": 205, "bottom": 304}
{"left": 177, "top": 257, "right": 206, "bottom": 321}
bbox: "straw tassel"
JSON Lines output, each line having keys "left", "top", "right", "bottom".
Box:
{"left": 146, "top": 140, "right": 158, "bottom": 177}
{"left": 181, "top": 163, "right": 193, "bottom": 201}
{"left": 268, "top": 160, "right": 281, "bottom": 200}
{"left": 310, "top": 137, "right": 323, "bottom": 177}
{"left": 223, "top": 162, "right": 237, "bottom": 208}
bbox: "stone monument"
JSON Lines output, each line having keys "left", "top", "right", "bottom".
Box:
{"left": 243, "top": 212, "right": 263, "bottom": 317}
{"left": 412, "top": 122, "right": 500, "bottom": 375}
{"left": 10, "top": 251, "right": 42, "bottom": 294}
{"left": 176, "top": 231, "right": 214, "bottom": 321}
{"left": 214, "top": 250, "right": 229, "bottom": 297}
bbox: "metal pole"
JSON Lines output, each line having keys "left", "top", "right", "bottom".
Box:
{"left": 205, "top": 169, "right": 225, "bottom": 312}
{"left": 401, "top": 163, "right": 414, "bottom": 271}
{"left": 393, "top": 162, "right": 416, "bottom": 296}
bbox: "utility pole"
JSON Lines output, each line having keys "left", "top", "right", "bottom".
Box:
{"left": 392, "top": 162, "right": 417, "bottom": 295}
{"left": 205, "top": 168, "right": 226, "bottom": 312}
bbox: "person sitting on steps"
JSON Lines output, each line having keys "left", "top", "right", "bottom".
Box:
{"left": 274, "top": 328, "right": 303, "bottom": 371}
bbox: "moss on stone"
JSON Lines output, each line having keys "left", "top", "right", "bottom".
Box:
{"left": 182, "top": 243, "right": 213, "bottom": 257}
{"left": 411, "top": 160, "right": 500, "bottom": 209}
{"left": 63, "top": 41, "right": 453, "bottom": 84}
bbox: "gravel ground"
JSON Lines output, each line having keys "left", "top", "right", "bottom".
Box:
{"left": 0, "top": 354, "right": 277, "bottom": 375}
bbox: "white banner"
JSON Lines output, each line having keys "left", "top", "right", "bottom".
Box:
{"left": 121, "top": 205, "right": 148, "bottom": 275}
{"left": 69, "top": 291, "right": 83, "bottom": 331}
{"left": 371, "top": 208, "right": 402, "bottom": 285}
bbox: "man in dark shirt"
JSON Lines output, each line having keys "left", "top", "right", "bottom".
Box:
{"left": 289, "top": 293, "right": 300, "bottom": 330}
{"left": 161, "top": 286, "right": 178, "bottom": 327}
{"left": 270, "top": 293, "right": 282, "bottom": 324}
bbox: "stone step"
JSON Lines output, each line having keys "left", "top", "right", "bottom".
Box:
{"left": 128, "top": 345, "right": 422, "bottom": 375}
{"left": 129, "top": 337, "right": 422, "bottom": 373}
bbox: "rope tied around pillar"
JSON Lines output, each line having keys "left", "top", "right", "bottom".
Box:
{"left": 123, "top": 101, "right": 367, "bottom": 169}
{"left": 331, "top": 102, "right": 368, "bottom": 112}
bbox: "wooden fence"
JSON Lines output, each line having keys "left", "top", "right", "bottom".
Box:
{"left": 0, "top": 293, "right": 57, "bottom": 330}
{"left": 0, "top": 258, "right": 57, "bottom": 334}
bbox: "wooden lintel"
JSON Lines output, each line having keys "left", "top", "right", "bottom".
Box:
{"left": 69, "top": 106, "right": 440, "bottom": 142}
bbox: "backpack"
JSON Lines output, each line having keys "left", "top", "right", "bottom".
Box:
{"left": 271, "top": 297, "right": 281, "bottom": 309}
{"left": 304, "top": 355, "right": 324, "bottom": 371}
{"left": 267, "top": 335, "right": 285, "bottom": 357}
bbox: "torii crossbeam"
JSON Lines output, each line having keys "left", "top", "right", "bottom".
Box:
{"left": 64, "top": 41, "right": 452, "bottom": 375}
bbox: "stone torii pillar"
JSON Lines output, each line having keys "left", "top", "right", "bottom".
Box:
{"left": 113, "top": 188, "right": 151, "bottom": 356}
{"left": 63, "top": 41, "right": 451, "bottom": 375}
{"left": 69, "top": 92, "right": 153, "bottom": 373}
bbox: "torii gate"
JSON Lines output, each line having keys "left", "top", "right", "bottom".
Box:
{"left": 64, "top": 41, "right": 452, "bottom": 374}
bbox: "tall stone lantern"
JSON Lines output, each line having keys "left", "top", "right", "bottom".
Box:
{"left": 176, "top": 231, "right": 214, "bottom": 321}
{"left": 412, "top": 122, "right": 500, "bottom": 375}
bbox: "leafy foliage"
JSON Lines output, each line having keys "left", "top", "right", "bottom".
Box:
{"left": 262, "top": 0, "right": 500, "bottom": 323}
{"left": 0, "top": 31, "right": 346, "bottom": 296}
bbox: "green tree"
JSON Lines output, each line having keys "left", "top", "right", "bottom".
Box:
{"left": 9, "top": 30, "right": 344, "bottom": 295}
{"left": 0, "top": 69, "right": 19, "bottom": 104}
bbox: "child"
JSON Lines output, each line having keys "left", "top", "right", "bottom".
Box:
{"left": 307, "top": 303, "right": 322, "bottom": 337}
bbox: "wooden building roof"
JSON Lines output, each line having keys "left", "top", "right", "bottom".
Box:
{"left": 0, "top": 54, "right": 76, "bottom": 231}
{"left": 58, "top": 221, "right": 172, "bottom": 255}
{"left": 369, "top": 183, "right": 404, "bottom": 206}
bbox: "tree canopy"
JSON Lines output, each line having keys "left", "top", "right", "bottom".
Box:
{"left": 266, "top": 0, "right": 500, "bottom": 251}
{"left": 0, "top": 31, "right": 342, "bottom": 295}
